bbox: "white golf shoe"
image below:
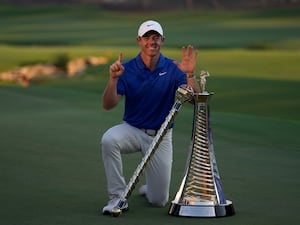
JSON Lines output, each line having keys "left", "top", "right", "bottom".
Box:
{"left": 102, "top": 198, "right": 128, "bottom": 215}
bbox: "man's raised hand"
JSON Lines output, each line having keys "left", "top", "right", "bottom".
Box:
{"left": 109, "top": 52, "right": 125, "bottom": 79}
{"left": 174, "top": 45, "right": 198, "bottom": 75}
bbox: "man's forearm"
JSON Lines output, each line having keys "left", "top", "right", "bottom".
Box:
{"left": 102, "top": 78, "right": 121, "bottom": 110}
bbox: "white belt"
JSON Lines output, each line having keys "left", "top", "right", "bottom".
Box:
{"left": 140, "top": 129, "right": 157, "bottom": 136}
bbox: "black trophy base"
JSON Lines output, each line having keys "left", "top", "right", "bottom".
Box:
{"left": 168, "top": 200, "right": 235, "bottom": 217}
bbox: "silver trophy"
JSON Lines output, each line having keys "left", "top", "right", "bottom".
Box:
{"left": 168, "top": 71, "right": 235, "bottom": 217}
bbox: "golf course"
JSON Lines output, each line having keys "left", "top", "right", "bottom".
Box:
{"left": 0, "top": 3, "right": 299, "bottom": 225}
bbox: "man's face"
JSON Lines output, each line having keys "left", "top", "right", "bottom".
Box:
{"left": 137, "top": 31, "right": 164, "bottom": 57}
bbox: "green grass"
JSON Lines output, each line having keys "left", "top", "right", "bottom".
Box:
{"left": 0, "top": 4, "right": 299, "bottom": 225}
{"left": 0, "top": 45, "right": 299, "bottom": 81}
{"left": 0, "top": 85, "right": 299, "bottom": 225}
{"left": 0, "top": 4, "right": 300, "bottom": 49}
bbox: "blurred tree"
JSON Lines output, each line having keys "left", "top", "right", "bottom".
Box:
{"left": 185, "top": 0, "right": 194, "bottom": 9}
{"left": 141, "top": 0, "right": 151, "bottom": 10}
{"left": 211, "top": 0, "right": 221, "bottom": 8}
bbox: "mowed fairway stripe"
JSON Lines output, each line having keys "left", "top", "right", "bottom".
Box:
{"left": 0, "top": 86, "right": 299, "bottom": 225}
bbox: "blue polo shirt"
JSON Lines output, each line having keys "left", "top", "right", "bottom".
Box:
{"left": 117, "top": 53, "right": 187, "bottom": 130}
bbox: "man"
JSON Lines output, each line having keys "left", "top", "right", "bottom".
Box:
{"left": 101, "top": 20, "right": 199, "bottom": 215}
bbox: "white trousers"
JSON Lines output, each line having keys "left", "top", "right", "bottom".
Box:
{"left": 101, "top": 122, "right": 173, "bottom": 207}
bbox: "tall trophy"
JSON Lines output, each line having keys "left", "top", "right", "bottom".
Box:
{"left": 168, "top": 71, "right": 235, "bottom": 217}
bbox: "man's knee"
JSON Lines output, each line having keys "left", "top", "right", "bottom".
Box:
{"left": 101, "top": 129, "right": 119, "bottom": 156}
{"left": 147, "top": 193, "right": 169, "bottom": 207}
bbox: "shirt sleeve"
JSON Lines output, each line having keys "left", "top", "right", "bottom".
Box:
{"left": 177, "top": 69, "right": 187, "bottom": 88}
{"left": 117, "top": 77, "right": 125, "bottom": 96}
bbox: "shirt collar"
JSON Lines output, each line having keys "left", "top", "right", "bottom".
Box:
{"left": 136, "top": 53, "right": 165, "bottom": 70}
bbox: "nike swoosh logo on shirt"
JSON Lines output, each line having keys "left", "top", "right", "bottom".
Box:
{"left": 159, "top": 72, "right": 167, "bottom": 76}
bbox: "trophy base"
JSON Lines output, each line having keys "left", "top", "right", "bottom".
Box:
{"left": 168, "top": 200, "right": 235, "bottom": 217}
